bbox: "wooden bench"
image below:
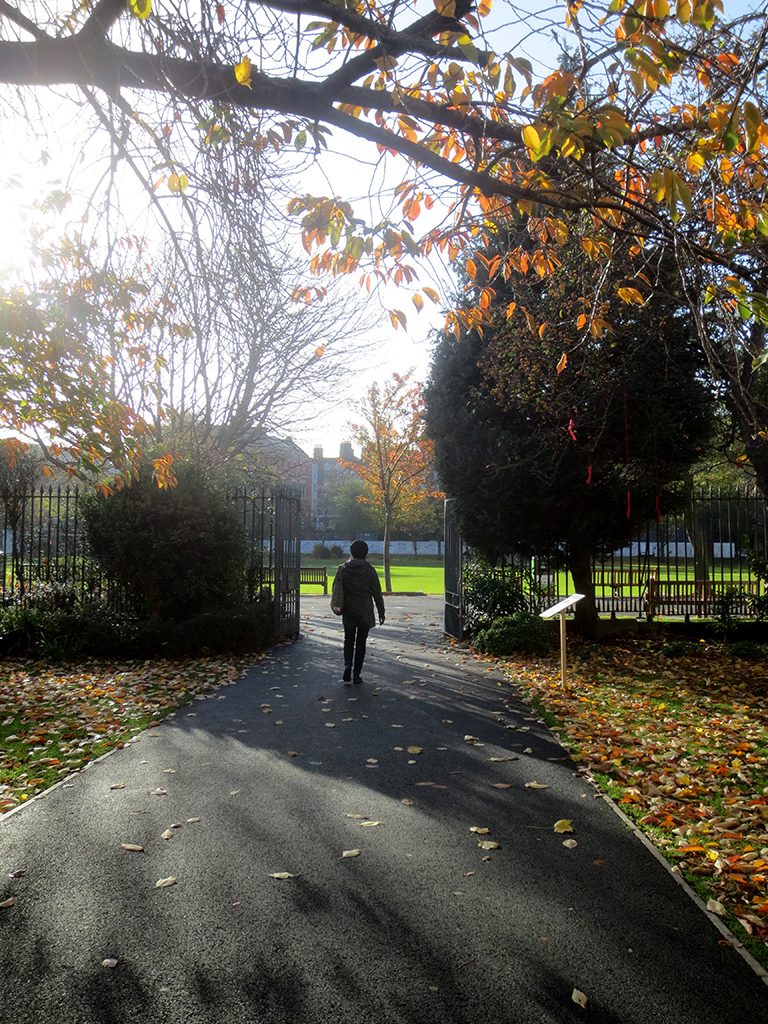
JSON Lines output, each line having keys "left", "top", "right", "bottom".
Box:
{"left": 264, "top": 566, "right": 328, "bottom": 593}
{"left": 592, "top": 568, "right": 646, "bottom": 595}
{"left": 646, "top": 578, "right": 762, "bottom": 619}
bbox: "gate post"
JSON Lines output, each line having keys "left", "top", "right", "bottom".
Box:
{"left": 444, "top": 498, "right": 464, "bottom": 640}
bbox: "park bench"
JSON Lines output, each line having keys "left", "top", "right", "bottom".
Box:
{"left": 264, "top": 566, "right": 329, "bottom": 593}
{"left": 592, "top": 568, "right": 647, "bottom": 596}
{"left": 645, "top": 577, "right": 762, "bottom": 619}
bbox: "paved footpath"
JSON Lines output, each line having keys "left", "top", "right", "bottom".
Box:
{"left": 1, "top": 595, "right": 767, "bottom": 1024}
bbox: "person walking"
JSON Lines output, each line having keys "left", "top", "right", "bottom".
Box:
{"left": 333, "top": 540, "right": 385, "bottom": 683}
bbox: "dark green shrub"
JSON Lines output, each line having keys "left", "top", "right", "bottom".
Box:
{"left": 313, "top": 543, "right": 333, "bottom": 559}
{"left": 474, "top": 611, "right": 550, "bottom": 657}
{"left": 0, "top": 600, "right": 137, "bottom": 659}
{"left": 0, "top": 606, "right": 45, "bottom": 655}
{"left": 81, "top": 463, "right": 248, "bottom": 622}
{"left": 137, "top": 601, "right": 273, "bottom": 657}
{"left": 463, "top": 559, "right": 527, "bottom": 635}
{"left": 725, "top": 640, "right": 764, "bottom": 660}
{"left": 330, "top": 544, "right": 345, "bottom": 560}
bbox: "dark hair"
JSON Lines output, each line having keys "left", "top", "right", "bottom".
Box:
{"left": 350, "top": 540, "right": 369, "bottom": 559}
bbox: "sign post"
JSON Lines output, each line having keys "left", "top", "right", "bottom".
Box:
{"left": 540, "top": 594, "right": 584, "bottom": 685}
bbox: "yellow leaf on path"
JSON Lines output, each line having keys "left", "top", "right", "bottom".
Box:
{"left": 0, "top": 898, "right": 15, "bottom": 908}
{"left": 121, "top": 843, "right": 144, "bottom": 853}
{"left": 525, "top": 782, "right": 549, "bottom": 789}
{"left": 325, "top": 723, "right": 336, "bottom": 728}
{"left": 101, "top": 958, "right": 118, "bottom": 968}
{"left": 359, "top": 820, "right": 383, "bottom": 827}
{"left": 342, "top": 849, "right": 361, "bottom": 858}
{"left": 492, "top": 783, "right": 511, "bottom": 789}
{"left": 366, "top": 758, "right": 378, "bottom": 764}
{"left": 470, "top": 826, "right": 490, "bottom": 834}
{"left": 572, "top": 989, "right": 588, "bottom": 1008}
{"left": 407, "top": 746, "right": 422, "bottom": 754}
{"left": 345, "top": 813, "right": 368, "bottom": 820}
{"left": 478, "top": 840, "right": 500, "bottom": 850}
{"left": 287, "top": 751, "right": 299, "bottom": 757}
{"left": 562, "top": 839, "right": 578, "bottom": 849}
{"left": 110, "top": 783, "right": 126, "bottom": 790}
{"left": 402, "top": 798, "right": 414, "bottom": 806}
{"left": 268, "top": 872, "right": 301, "bottom": 879}
{"left": 155, "top": 877, "right": 177, "bottom": 888}
{"left": 489, "top": 756, "right": 518, "bottom": 762}
{"left": 187, "top": 817, "right": 201, "bottom": 823}
{"left": 554, "top": 819, "right": 574, "bottom": 833}
{"left": 148, "top": 788, "right": 167, "bottom": 796}
{"left": 161, "top": 829, "right": 174, "bottom": 840}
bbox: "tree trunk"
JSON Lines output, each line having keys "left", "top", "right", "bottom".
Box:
{"left": 569, "top": 547, "right": 599, "bottom": 640}
{"left": 383, "top": 508, "right": 392, "bottom": 592}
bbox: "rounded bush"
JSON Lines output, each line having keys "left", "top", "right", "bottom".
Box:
{"left": 474, "top": 611, "right": 550, "bottom": 657}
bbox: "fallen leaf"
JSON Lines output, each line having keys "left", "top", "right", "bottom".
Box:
{"left": 707, "top": 898, "right": 727, "bottom": 917}
{"left": 0, "top": 898, "right": 15, "bottom": 908}
{"left": 492, "top": 783, "right": 511, "bottom": 789}
{"left": 525, "top": 782, "right": 549, "bottom": 789}
{"left": 101, "top": 958, "right": 118, "bottom": 968}
{"left": 121, "top": 843, "right": 144, "bottom": 853}
{"left": 325, "top": 723, "right": 336, "bottom": 728}
{"left": 288, "top": 751, "right": 299, "bottom": 757}
{"left": 8, "top": 870, "right": 25, "bottom": 878}
{"left": 110, "top": 783, "right": 126, "bottom": 790}
{"left": 170, "top": 822, "right": 183, "bottom": 829}
{"left": 268, "top": 871, "right": 301, "bottom": 879}
{"left": 342, "top": 849, "right": 361, "bottom": 858}
{"left": 359, "top": 820, "right": 383, "bottom": 827}
{"left": 155, "top": 877, "right": 177, "bottom": 888}
{"left": 366, "top": 758, "right": 379, "bottom": 764}
{"left": 572, "top": 989, "right": 588, "bottom": 1008}
{"left": 401, "top": 798, "right": 414, "bottom": 806}
{"left": 524, "top": 747, "right": 533, "bottom": 754}
{"left": 554, "top": 819, "right": 574, "bottom": 833}
{"left": 345, "top": 813, "right": 368, "bottom": 820}
{"left": 562, "top": 839, "right": 578, "bottom": 849}
{"left": 464, "top": 735, "right": 479, "bottom": 743}
{"left": 230, "top": 790, "right": 240, "bottom": 796}
{"left": 187, "top": 817, "right": 201, "bottom": 823}
{"left": 489, "top": 756, "right": 519, "bottom": 762}
{"left": 148, "top": 788, "right": 167, "bottom": 796}
{"left": 470, "top": 826, "right": 490, "bottom": 835}
{"left": 478, "top": 840, "right": 500, "bottom": 850}
{"left": 407, "top": 746, "right": 423, "bottom": 754}
{"left": 161, "top": 829, "right": 174, "bottom": 840}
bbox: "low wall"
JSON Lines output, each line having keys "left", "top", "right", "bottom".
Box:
{"left": 301, "top": 540, "right": 442, "bottom": 556}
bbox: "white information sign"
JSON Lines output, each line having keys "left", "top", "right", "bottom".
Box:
{"left": 540, "top": 593, "right": 584, "bottom": 684}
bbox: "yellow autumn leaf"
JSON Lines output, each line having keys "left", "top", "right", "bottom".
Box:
{"left": 562, "top": 839, "right": 578, "bottom": 849}
{"left": 522, "top": 124, "right": 541, "bottom": 157}
{"left": 128, "top": 0, "right": 151, "bottom": 18}
{"left": 268, "top": 871, "right": 302, "bottom": 879}
{"left": 478, "top": 840, "right": 500, "bottom": 850}
{"left": 434, "top": 0, "right": 456, "bottom": 16}
{"left": 155, "top": 876, "right": 177, "bottom": 888}
{"left": 572, "top": 989, "right": 588, "bottom": 1008}
{"left": 525, "top": 781, "right": 549, "bottom": 789}
{"left": 470, "top": 826, "right": 490, "bottom": 834}
{"left": 359, "top": 820, "right": 383, "bottom": 827}
{"left": 553, "top": 819, "right": 574, "bottom": 833}
{"left": 407, "top": 745, "right": 423, "bottom": 754}
{"left": 121, "top": 843, "right": 145, "bottom": 853}
{"left": 342, "top": 849, "right": 361, "bottom": 858}
{"left": 161, "top": 829, "right": 174, "bottom": 840}
{"left": 235, "top": 56, "right": 252, "bottom": 88}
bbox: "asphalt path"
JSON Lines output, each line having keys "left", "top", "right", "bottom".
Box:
{"left": 1, "top": 595, "right": 767, "bottom": 1024}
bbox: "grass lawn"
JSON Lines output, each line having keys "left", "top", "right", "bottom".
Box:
{"left": 299, "top": 562, "right": 444, "bottom": 594}
{"left": 489, "top": 637, "right": 768, "bottom": 966}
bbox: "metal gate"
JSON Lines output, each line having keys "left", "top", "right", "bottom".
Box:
{"left": 444, "top": 498, "right": 464, "bottom": 640}
{"left": 273, "top": 488, "right": 301, "bottom": 637}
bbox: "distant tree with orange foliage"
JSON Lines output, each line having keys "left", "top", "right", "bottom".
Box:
{"left": 346, "top": 374, "right": 440, "bottom": 591}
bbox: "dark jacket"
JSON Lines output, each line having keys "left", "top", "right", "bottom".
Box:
{"left": 334, "top": 557, "right": 385, "bottom": 628}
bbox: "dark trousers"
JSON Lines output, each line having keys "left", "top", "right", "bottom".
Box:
{"left": 343, "top": 620, "right": 370, "bottom": 675}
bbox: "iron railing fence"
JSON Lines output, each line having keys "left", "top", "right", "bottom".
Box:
{"left": 487, "top": 486, "right": 768, "bottom": 620}
{"left": 0, "top": 485, "right": 296, "bottom": 615}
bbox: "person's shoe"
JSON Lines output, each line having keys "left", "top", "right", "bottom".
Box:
{"left": 343, "top": 665, "right": 352, "bottom": 682}
{"left": 353, "top": 675, "right": 363, "bottom": 684}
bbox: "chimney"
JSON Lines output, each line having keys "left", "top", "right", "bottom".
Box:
{"left": 313, "top": 446, "right": 323, "bottom": 461}
{"left": 339, "top": 442, "right": 354, "bottom": 462}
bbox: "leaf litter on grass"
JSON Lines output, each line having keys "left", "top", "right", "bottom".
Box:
{"left": 0, "top": 656, "right": 257, "bottom": 813}
{"left": 496, "top": 640, "right": 768, "bottom": 949}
